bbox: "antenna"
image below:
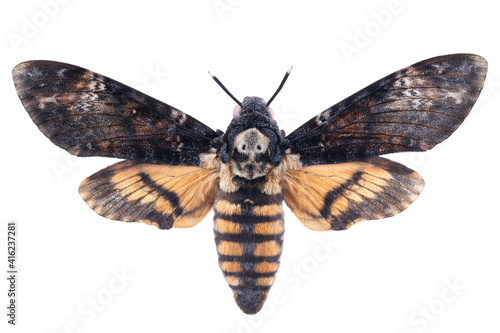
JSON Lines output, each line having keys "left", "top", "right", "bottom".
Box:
{"left": 208, "top": 71, "right": 242, "bottom": 106}
{"left": 266, "top": 66, "right": 293, "bottom": 107}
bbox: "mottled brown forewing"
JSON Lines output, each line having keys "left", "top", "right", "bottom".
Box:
{"left": 287, "top": 54, "right": 488, "bottom": 165}
{"left": 12, "top": 61, "right": 218, "bottom": 166}
{"left": 283, "top": 157, "right": 425, "bottom": 230}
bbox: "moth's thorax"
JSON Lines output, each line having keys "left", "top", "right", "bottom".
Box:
{"left": 230, "top": 128, "right": 273, "bottom": 180}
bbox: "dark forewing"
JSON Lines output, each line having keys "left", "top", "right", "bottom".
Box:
{"left": 287, "top": 54, "right": 487, "bottom": 166}
{"left": 13, "top": 61, "right": 218, "bottom": 166}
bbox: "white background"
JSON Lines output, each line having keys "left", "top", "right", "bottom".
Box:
{"left": 1, "top": 1, "right": 499, "bottom": 332}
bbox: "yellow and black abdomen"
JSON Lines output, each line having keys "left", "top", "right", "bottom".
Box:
{"left": 214, "top": 186, "right": 284, "bottom": 314}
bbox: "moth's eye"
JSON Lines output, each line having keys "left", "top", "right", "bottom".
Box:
{"left": 256, "top": 145, "right": 262, "bottom": 151}
{"left": 241, "top": 144, "right": 246, "bottom": 151}
{"left": 233, "top": 105, "right": 242, "bottom": 118}
{"left": 267, "top": 106, "right": 274, "bottom": 118}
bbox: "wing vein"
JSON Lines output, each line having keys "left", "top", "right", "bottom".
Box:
{"left": 327, "top": 176, "right": 386, "bottom": 219}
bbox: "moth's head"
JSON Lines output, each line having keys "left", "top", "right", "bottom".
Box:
{"left": 221, "top": 97, "right": 281, "bottom": 179}
{"left": 220, "top": 100, "right": 284, "bottom": 178}
{"left": 212, "top": 68, "right": 292, "bottom": 177}
{"left": 233, "top": 96, "right": 275, "bottom": 120}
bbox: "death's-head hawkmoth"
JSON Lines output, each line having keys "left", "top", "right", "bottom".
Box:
{"left": 12, "top": 54, "right": 487, "bottom": 314}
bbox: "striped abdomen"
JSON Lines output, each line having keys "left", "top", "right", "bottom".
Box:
{"left": 214, "top": 186, "right": 284, "bottom": 314}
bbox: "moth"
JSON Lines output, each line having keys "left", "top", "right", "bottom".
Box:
{"left": 12, "top": 54, "right": 487, "bottom": 314}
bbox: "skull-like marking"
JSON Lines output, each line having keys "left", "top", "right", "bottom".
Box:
{"left": 230, "top": 128, "right": 272, "bottom": 180}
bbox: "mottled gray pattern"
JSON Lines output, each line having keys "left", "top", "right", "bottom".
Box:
{"left": 13, "top": 61, "right": 218, "bottom": 166}
{"left": 288, "top": 54, "right": 487, "bottom": 166}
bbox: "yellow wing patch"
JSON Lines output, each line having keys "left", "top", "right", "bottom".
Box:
{"left": 79, "top": 160, "right": 219, "bottom": 229}
{"left": 283, "top": 157, "right": 425, "bottom": 230}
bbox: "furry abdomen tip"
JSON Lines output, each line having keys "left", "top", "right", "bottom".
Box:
{"left": 233, "top": 289, "right": 268, "bottom": 314}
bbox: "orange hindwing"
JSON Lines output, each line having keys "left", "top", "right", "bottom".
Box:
{"left": 282, "top": 157, "right": 425, "bottom": 231}
{"left": 79, "top": 160, "right": 219, "bottom": 229}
